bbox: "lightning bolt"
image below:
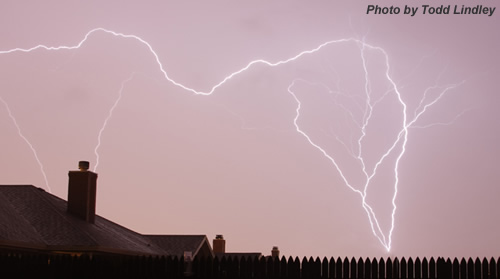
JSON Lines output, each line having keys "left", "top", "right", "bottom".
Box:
{"left": 0, "top": 96, "right": 51, "bottom": 192}
{"left": 0, "top": 27, "right": 465, "bottom": 251}
{"left": 94, "top": 72, "right": 137, "bottom": 172}
{"left": 287, "top": 47, "right": 464, "bottom": 251}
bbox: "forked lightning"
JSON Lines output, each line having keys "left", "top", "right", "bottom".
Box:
{"left": 0, "top": 28, "right": 464, "bottom": 252}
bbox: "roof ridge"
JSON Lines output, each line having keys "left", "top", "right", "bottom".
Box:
{"left": 192, "top": 235, "right": 210, "bottom": 256}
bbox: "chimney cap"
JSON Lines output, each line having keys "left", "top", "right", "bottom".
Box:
{"left": 78, "top": 161, "right": 90, "bottom": 171}
{"left": 215, "top": 234, "right": 224, "bottom": 240}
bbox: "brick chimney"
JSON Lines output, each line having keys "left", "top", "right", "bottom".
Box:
{"left": 271, "top": 246, "right": 280, "bottom": 258}
{"left": 213, "top": 235, "right": 226, "bottom": 254}
{"left": 67, "top": 161, "right": 97, "bottom": 224}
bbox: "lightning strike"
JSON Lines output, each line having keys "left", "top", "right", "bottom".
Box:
{"left": 0, "top": 96, "right": 51, "bottom": 192}
{"left": 0, "top": 28, "right": 465, "bottom": 252}
{"left": 94, "top": 72, "right": 137, "bottom": 172}
{"left": 287, "top": 60, "right": 464, "bottom": 252}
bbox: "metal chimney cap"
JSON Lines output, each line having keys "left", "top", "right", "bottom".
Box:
{"left": 78, "top": 161, "right": 90, "bottom": 171}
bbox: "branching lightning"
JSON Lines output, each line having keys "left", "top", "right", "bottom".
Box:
{"left": 0, "top": 28, "right": 465, "bottom": 251}
{"left": 410, "top": 108, "right": 473, "bottom": 129}
{"left": 288, "top": 52, "right": 464, "bottom": 251}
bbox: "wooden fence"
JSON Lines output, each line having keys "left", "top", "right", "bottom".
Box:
{"left": 0, "top": 251, "right": 498, "bottom": 278}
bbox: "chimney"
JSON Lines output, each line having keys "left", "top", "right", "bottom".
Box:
{"left": 271, "top": 246, "right": 280, "bottom": 258}
{"left": 67, "top": 161, "right": 97, "bottom": 224}
{"left": 213, "top": 235, "right": 226, "bottom": 254}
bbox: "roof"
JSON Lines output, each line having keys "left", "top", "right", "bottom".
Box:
{"left": 0, "top": 185, "right": 167, "bottom": 255}
{"left": 145, "top": 235, "right": 213, "bottom": 257}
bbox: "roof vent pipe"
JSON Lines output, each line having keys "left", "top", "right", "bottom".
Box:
{"left": 79, "top": 161, "right": 90, "bottom": 171}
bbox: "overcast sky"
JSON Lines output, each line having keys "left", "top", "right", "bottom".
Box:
{"left": 0, "top": 0, "right": 498, "bottom": 258}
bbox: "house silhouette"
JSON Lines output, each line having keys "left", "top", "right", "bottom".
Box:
{"left": 0, "top": 161, "right": 212, "bottom": 258}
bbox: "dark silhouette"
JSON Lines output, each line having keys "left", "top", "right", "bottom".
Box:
{"left": 0, "top": 251, "right": 498, "bottom": 279}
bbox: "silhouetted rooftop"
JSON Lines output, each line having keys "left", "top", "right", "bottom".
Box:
{"left": 145, "top": 235, "right": 213, "bottom": 258}
{"left": 0, "top": 185, "right": 208, "bottom": 256}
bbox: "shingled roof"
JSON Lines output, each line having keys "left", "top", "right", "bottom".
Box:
{"left": 0, "top": 185, "right": 167, "bottom": 255}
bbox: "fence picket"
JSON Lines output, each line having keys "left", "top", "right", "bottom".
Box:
{"left": 387, "top": 257, "right": 394, "bottom": 279}
{"left": 328, "top": 257, "right": 336, "bottom": 279}
{"left": 490, "top": 258, "right": 497, "bottom": 279}
{"left": 280, "top": 256, "right": 287, "bottom": 279}
{"left": 415, "top": 257, "right": 422, "bottom": 279}
{"left": 401, "top": 258, "right": 407, "bottom": 279}
{"left": 379, "top": 258, "right": 386, "bottom": 279}
{"left": 365, "top": 258, "right": 372, "bottom": 279}
{"left": 408, "top": 257, "right": 414, "bottom": 279}
{"left": 335, "top": 257, "right": 342, "bottom": 279}
{"left": 452, "top": 258, "right": 459, "bottom": 279}
{"left": 300, "top": 256, "right": 308, "bottom": 279}
{"left": 474, "top": 258, "right": 481, "bottom": 279}
{"left": 313, "top": 257, "right": 321, "bottom": 279}
{"left": 429, "top": 258, "right": 436, "bottom": 279}
{"left": 343, "top": 257, "right": 349, "bottom": 279}
{"left": 321, "top": 257, "right": 328, "bottom": 279}
{"left": 350, "top": 257, "right": 357, "bottom": 279}
{"left": 287, "top": 256, "right": 297, "bottom": 279}
{"left": 293, "top": 257, "right": 301, "bottom": 279}
{"left": 481, "top": 258, "right": 489, "bottom": 279}
{"left": 446, "top": 258, "right": 453, "bottom": 279}
{"left": 372, "top": 258, "right": 378, "bottom": 279}
{"left": 422, "top": 257, "right": 429, "bottom": 279}
{"left": 460, "top": 258, "right": 467, "bottom": 279}
{"left": 468, "top": 258, "right": 475, "bottom": 279}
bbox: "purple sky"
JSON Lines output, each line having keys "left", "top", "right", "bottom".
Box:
{"left": 1, "top": 1, "right": 499, "bottom": 258}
